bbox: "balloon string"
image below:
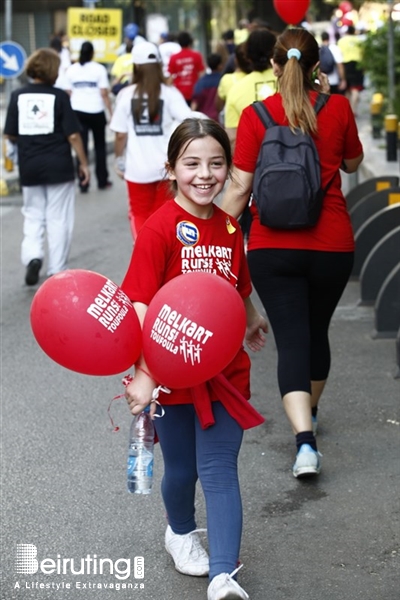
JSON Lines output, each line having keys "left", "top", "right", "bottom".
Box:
{"left": 107, "top": 373, "right": 134, "bottom": 432}
{"left": 107, "top": 375, "right": 170, "bottom": 431}
{"left": 107, "top": 393, "right": 124, "bottom": 433}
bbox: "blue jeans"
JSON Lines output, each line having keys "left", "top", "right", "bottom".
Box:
{"left": 154, "top": 402, "right": 243, "bottom": 579}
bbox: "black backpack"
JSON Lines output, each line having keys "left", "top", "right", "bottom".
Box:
{"left": 319, "top": 45, "right": 335, "bottom": 75}
{"left": 252, "top": 94, "right": 333, "bottom": 230}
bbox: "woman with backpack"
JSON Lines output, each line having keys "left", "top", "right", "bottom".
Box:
{"left": 221, "top": 27, "right": 363, "bottom": 478}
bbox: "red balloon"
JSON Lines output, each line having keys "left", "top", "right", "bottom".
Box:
{"left": 339, "top": 1, "right": 353, "bottom": 14}
{"left": 341, "top": 15, "right": 354, "bottom": 27}
{"left": 30, "top": 270, "right": 142, "bottom": 376}
{"left": 273, "top": 0, "right": 310, "bottom": 25}
{"left": 142, "top": 272, "right": 246, "bottom": 389}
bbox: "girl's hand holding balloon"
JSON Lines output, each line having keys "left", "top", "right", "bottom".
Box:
{"left": 125, "top": 365, "right": 158, "bottom": 417}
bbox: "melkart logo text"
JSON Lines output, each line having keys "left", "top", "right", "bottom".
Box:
{"left": 15, "top": 545, "right": 143, "bottom": 581}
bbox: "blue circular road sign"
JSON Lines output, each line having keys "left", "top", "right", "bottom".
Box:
{"left": 0, "top": 41, "right": 27, "bottom": 79}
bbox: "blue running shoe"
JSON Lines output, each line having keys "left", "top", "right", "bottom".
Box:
{"left": 293, "top": 443, "right": 321, "bottom": 478}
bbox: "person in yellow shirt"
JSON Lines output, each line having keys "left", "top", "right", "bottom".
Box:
{"left": 224, "top": 28, "right": 277, "bottom": 150}
{"left": 215, "top": 43, "right": 251, "bottom": 119}
{"left": 234, "top": 19, "right": 249, "bottom": 45}
{"left": 337, "top": 25, "right": 364, "bottom": 116}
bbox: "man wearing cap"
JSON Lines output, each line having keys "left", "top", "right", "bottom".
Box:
{"left": 115, "top": 23, "right": 146, "bottom": 56}
{"left": 112, "top": 23, "right": 148, "bottom": 95}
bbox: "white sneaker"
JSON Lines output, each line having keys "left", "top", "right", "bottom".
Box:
{"left": 165, "top": 525, "right": 209, "bottom": 576}
{"left": 292, "top": 444, "right": 321, "bottom": 478}
{"left": 207, "top": 565, "right": 249, "bottom": 600}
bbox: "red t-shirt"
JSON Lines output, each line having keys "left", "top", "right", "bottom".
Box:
{"left": 234, "top": 92, "right": 363, "bottom": 252}
{"left": 168, "top": 48, "right": 205, "bottom": 100}
{"left": 121, "top": 200, "right": 252, "bottom": 405}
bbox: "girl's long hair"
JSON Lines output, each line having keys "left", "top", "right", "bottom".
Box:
{"left": 273, "top": 28, "right": 320, "bottom": 134}
{"left": 132, "top": 63, "right": 166, "bottom": 122}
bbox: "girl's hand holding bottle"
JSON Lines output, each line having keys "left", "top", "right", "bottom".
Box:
{"left": 125, "top": 364, "right": 159, "bottom": 417}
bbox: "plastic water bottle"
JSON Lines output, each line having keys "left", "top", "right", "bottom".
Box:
{"left": 127, "top": 407, "right": 154, "bottom": 494}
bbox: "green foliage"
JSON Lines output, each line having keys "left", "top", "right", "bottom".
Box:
{"left": 361, "top": 23, "right": 400, "bottom": 116}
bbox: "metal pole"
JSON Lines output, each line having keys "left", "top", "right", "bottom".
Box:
{"left": 4, "top": 0, "right": 12, "bottom": 103}
{"left": 387, "top": 0, "right": 395, "bottom": 114}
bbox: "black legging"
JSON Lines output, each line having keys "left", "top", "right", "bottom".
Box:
{"left": 247, "top": 249, "right": 354, "bottom": 397}
{"left": 74, "top": 110, "right": 109, "bottom": 188}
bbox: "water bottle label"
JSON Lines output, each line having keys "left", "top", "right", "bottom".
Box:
{"left": 127, "top": 453, "right": 154, "bottom": 477}
{"left": 127, "top": 455, "right": 137, "bottom": 476}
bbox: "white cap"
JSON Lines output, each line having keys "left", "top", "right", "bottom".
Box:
{"left": 131, "top": 41, "right": 161, "bottom": 65}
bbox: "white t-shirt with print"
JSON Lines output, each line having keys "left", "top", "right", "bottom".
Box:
{"left": 110, "top": 83, "right": 202, "bottom": 183}
{"left": 64, "top": 61, "right": 109, "bottom": 113}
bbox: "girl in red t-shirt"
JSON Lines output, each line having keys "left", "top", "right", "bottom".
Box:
{"left": 122, "top": 118, "right": 267, "bottom": 600}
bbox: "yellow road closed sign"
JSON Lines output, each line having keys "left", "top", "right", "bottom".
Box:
{"left": 67, "top": 8, "right": 122, "bottom": 63}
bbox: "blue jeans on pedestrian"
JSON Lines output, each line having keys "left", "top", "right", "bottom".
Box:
{"left": 154, "top": 401, "right": 243, "bottom": 579}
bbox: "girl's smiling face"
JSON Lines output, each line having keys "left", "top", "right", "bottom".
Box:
{"left": 168, "top": 135, "right": 229, "bottom": 218}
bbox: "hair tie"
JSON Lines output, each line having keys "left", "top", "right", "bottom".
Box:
{"left": 287, "top": 48, "right": 301, "bottom": 61}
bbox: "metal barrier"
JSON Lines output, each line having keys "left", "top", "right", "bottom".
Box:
{"left": 352, "top": 203, "right": 400, "bottom": 279}
{"left": 359, "top": 226, "right": 400, "bottom": 306}
{"left": 345, "top": 176, "right": 399, "bottom": 212}
{"left": 372, "top": 263, "right": 400, "bottom": 339}
{"left": 350, "top": 187, "right": 400, "bottom": 235}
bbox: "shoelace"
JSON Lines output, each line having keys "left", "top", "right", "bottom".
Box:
{"left": 227, "top": 563, "right": 244, "bottom": 579}
{"left": 219, "top": 564, "right": 249, "bottom": 600}
{"left": 182, "top": 528, "right": 207, "bottom": 559}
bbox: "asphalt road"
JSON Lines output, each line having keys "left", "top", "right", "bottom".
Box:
{"left": 1, "top": 170, "right": 399, "bottom": 600}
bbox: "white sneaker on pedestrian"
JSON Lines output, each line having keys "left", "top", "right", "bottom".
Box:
{"left": 292, "top": 443, "right": 321, "bottom": 478}
{"left": 165, "top": 525, "right": 209, "bottom": 576}
{"left": 207, "top": 565, "right": 249, "bottom": 600}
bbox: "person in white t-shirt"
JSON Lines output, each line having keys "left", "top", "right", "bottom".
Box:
{"left": 319, "top": 32, "right": 346, "bottom": 95}
{"left": 64, "top": 41, "right": 113, "bottom": 192}
{"left": 110, "top": 41, "right": 205, "bottom": 240}
{"left": 158, "top": 32, "right": 181, "bottom": 78}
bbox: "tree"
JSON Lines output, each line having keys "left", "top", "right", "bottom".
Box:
{"left": 361, "top": 22, "right": 400, "bottom": 117}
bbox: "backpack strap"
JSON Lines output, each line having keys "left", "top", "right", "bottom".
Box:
{"left": 252, "top": 101, "right": 277, "bottom": 129}
{"left": 313, "top": 94, "right": 335, "bottom": 194}
{"left": 314, "top": 93, "right": 330, "bottom": 115}
{"left": 253, "top": 95, "right": 329, "bottom": 129}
